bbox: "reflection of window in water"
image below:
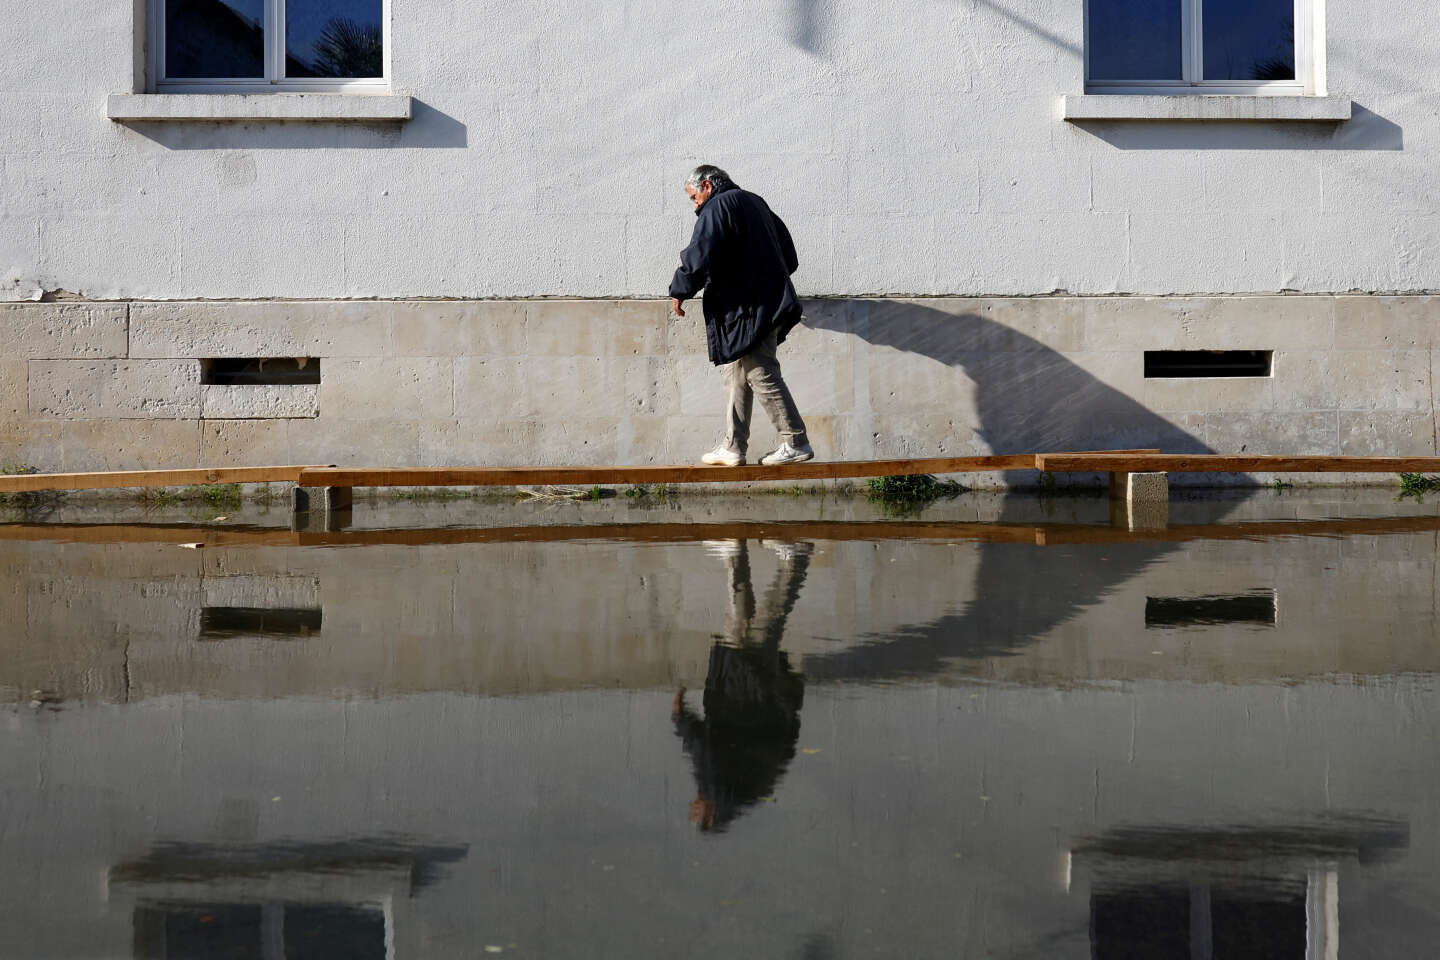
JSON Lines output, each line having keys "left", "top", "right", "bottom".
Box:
{"left": 1091, "top": 876, "right": 1326, "bottom": 960}
{"left": 113, "top": 839, "right": 466, "bottom": 960}
{"left": 1073, "top": 818, "right": 1405, "bottom": 960}
{"left": 134, "top": 900, "right": 387, "bottom": 960}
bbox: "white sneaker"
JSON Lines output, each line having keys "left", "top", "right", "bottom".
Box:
{"left": 701, "top": 446, "right": 744, "bottom": 466}
{"left": 703, "top": 539, "right": 743, "bottom": 560}
{"left": 760, "top": 442, "right": 814, "bottom": 466}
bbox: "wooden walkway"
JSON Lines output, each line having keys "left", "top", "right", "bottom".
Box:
{"left": 4, "top": 451, "right": 1440, "bottom": 494}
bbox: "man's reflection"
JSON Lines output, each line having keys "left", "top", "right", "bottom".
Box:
{"left": 673, "top": 539, "right": 812, "bottom": 832}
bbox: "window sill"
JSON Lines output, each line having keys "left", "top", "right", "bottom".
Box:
{"left": 107, "top": 93, "right": 412, "bottom": 123}
{"left": 1061, "top": 95, "right": 1351, "bottom": 122}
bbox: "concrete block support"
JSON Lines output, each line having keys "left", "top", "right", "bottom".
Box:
{"left": 1110, "top": 471, "right": 1170, "bottom": 530}
{"left": 292, "top": 485, "right": 352, "bottom": 513}
{"left": 291, "top": 485, "right": 353, "bottom": 532}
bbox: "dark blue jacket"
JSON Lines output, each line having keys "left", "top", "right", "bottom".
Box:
{"left": 669, "top": 184, "right": 803, "bottom": 365}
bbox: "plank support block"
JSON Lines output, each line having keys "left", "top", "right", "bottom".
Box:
{"left": 292, "top": 485, "right": 353, "bottom": 514}
{"left": 1109, "top": 471, "right": 1169, "bottom": 530}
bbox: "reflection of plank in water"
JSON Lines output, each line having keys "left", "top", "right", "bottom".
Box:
{"left": 1145, "top": 591, "right": 1277, "bottom": 629}
{"left": 4, "top": 513, "right": 1440, "bottom": 548}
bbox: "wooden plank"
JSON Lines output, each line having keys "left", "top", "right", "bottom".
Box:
{"left": 1035, "top": 454, "right": 1440, "bottom": 474}
{"left": 0, "top": 465, "right": 330, "bottom": 493}
{"left": 295, "top": 456, "right": 1042, "bottom": 488}
{"left": 0, "top": 451, "right": 1165, "bottom": 493}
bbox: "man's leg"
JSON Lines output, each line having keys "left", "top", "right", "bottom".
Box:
{"left": 745, "top": 332, "right": 809, "bottom": 447}
{"left": 722, "top": 355, "right": 755, "bottom": 456}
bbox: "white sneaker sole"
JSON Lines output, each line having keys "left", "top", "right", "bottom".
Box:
{"left": 760, "top": 451, "right": 815, "bottom": 466}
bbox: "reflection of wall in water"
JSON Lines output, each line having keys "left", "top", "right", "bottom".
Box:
{"left": 5, "top": 525, "right": 1440, "bottom": 701}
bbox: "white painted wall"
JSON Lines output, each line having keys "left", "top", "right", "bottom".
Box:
{"left": 1, "top": 0, "right": 1435, "bottom": 300}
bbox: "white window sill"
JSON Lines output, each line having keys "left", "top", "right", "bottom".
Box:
{"left": 1061, "top": 95, "right": 1351, "bottom": 122}
{"left": 107, "top": 93, "right": 412, "bottom": 123}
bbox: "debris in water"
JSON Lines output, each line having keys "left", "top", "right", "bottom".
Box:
{"left": 178, "top": 542, "right": 204, "bottom": 549}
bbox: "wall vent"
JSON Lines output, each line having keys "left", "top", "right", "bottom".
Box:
{"left": 1145, "top": 591, "right": 1276, "bottom": 628}
{"left": 199, "top": 606, "right": 323, "bottom": 638}
{"left": 1144, "top": 350, "right": 1272, "bottom": 379}
{"left": 202, "top": 358, "right": 320, "bottom": 386}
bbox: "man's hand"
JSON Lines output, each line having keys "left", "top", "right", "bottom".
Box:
{"left": 670, "top": 298, "right": 685, "bottom": 318}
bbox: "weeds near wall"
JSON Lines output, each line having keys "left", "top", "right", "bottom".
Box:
{"left": 137, "top": 483, "right": 244, "bottom": 507}
{"left": 518, "top": 485, "right": 615, "bottom": 502}
{"left": 866, "top": 474, "right": 963, "bottom": 517}
{"left": 1399, "top": 473, "right": 1440, "bottom": 501}
{"left": 0, "top": 464, "right": 65, "bottom": 510}
{"left": 623, "top": 483, "right": 674, "bottom": 502}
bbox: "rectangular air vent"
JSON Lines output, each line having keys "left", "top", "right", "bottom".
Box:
{"left": 1145, "top": 591, "right": 1276, "bottom": 628}
{"left": 199, "top": 606, "right": 322, "bottom": 638}
{"left": 202, "top": 358, "right": 320, "bottom": 386}
{"left": 1144, "top": 350, "right": 1272, "bottom": 378}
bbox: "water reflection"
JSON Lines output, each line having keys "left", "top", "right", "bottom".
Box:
{"left": 2, "top": 498, "right": 1439, "bottom": 957}
{"left": 115, "top": 840, "right": 466, "bottom": 960}
{"left": 674, "top": 540, "right": 810, "bottom": 832}
{"left": 1076, "top": 817, "right": 1408, "bottom": 960}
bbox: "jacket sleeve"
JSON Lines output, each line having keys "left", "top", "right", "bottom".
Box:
{"left": 772, "top": 212, "right": 799, "bottom": 276}
{"left": 669, "top": 210, "right": 721, "bottom": 300}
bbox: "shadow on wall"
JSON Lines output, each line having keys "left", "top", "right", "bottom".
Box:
{"left": 116, "top": 99, "right": 467, "bottom": 150}
{"left": 805, "top": 299, "right": 1210, "bottom": 462}
{"left": 799, "top": 299, "right": 1241, "bottom": 679}
{"left": 788, "top": 0, "right": 830, "bottom": 54}
{"left": 1071, "top": 104, "right": 1403, "bottom": 152}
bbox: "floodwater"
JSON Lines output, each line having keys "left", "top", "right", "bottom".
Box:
{"left": 1, "top": 489, "right": 1437, "bottom": 959}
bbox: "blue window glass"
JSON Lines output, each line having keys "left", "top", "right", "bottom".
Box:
{"left": 165, "top": 0, "right": 265, "bottom": 78}
{"left": 286, "top": 0, "right": 384, "bottom": 78}
{"left": 1088, "top": 0, "right": 1183, "bottom": 81}
{"left": 1203, "top": 0, "right": 1295, "bottom": 81}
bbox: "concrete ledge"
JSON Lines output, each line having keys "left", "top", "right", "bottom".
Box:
{"left": 1062, "top": 95, "right": 1352, "bottom": 122}
{"left": 107, "top": 93, "right": 413, "bottom": 123}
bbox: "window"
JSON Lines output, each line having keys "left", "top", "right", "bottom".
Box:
{"left": 151, "top": 0, "right": 388, "bottom": 92}
{"left": 1086, "top": 0, "right": 1316, "bottom": 95}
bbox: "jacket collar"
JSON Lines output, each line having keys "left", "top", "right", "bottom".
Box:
{"left": 695, "top": 182, "right": 739, "bottom": 216}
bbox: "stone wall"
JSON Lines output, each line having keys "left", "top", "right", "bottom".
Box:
{"left": 2, "top": 295, "right": 1437, "bottom": 483}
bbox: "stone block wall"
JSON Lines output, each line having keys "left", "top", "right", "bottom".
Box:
{"left": 2, "top": 295, "right": 1437, "bottom": 484}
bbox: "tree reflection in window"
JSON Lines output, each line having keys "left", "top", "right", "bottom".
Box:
{"left": 286, "top": 0, "right": 384, "bottom": 78}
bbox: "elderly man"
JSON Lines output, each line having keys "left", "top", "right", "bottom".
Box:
{"left": 669, "top": 165, "right": 814, "bottom": 466}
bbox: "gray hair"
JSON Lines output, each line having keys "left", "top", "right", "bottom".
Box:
{"left": 685, "top": 164, "right": 736, "bottom": 192}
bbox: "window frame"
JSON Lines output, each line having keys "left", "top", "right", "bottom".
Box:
{"left": 1084, "top": 0, "right": 1317, "bottom": 96}
{"left": 149, "top": 0, "right": 392, "bottom": 93}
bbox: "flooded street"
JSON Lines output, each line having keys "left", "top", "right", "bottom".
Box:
{"left": 2, "top": 491, "right": 1438, "bottom": 958}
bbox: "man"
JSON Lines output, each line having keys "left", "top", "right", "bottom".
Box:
{"left": 669, "top": 165, "right": 814, "bottom": 466}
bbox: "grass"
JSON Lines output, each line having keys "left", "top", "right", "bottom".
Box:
{"left": 0, "top": 464, "right": 66, "bottom": 509}
{"left": 1399, "top": 472, "right": 1440, "bottom": 500}
{"left": 866, "top": 474, "right": 964, "bottom": 517}
{"left": 1271, "top": 477, "right": 1294, "bottom": 493}
{"left": 387, "top": 488, "right": 476, "bottom": 502}
{"left": 137, "top": 483, "right": 243, "bottom": 506}
{"left": 623, "top": 483, "right": 673, "bottom": 501}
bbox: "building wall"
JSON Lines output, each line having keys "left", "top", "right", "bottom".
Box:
{"left": 1, "top": 296, "right": 1436, "bottom": 478}
{"left": 1, "top": 0, "right": 1437, "bottom": 300}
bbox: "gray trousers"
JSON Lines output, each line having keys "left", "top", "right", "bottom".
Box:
{"left": 721, "top": 331, "right": 808, "bottom": 455}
